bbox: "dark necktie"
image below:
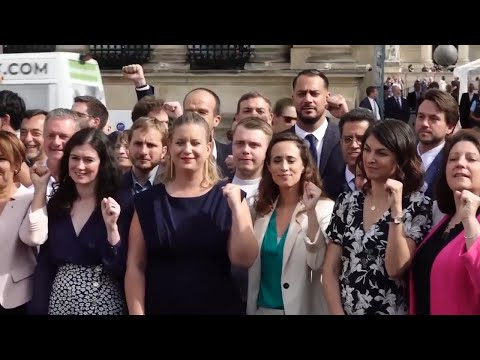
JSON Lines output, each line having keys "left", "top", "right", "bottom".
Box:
{"left": 305, "top": 134, "right": 318, "bottom": 167}
{"left": 397, "top": 97, "right": 401, "bottom": 108}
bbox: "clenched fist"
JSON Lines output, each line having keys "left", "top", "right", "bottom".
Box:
{"left": 101, "top": 197, "right": 121, "bottom": 230}
{"left": 222, "top": 183, "right": 243, "bottom": 212}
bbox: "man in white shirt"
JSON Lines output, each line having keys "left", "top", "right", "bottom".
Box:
{"left": 228, "top": 116, "right": 272, "bottom": 314}
{"left": 415, "top": 89, "right": 458, "bottom": 199}
{"left": 338, "top": 108, "right": 375, "bottom": 192}
{"left": 229, "top": 117, "right": 272, "bottom": 215}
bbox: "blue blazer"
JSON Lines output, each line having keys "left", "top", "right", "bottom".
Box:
{"left": 424, "top": 151, "right": 444, "bottom": 201}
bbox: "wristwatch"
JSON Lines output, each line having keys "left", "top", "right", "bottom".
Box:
{"left": 390, "top": 215, "right": 404, "bottom": 224}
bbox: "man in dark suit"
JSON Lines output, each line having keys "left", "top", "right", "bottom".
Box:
{"left": 406, "top": 80, "right": 423, "bottom": 113}
{"left": 286, "top": 69, "right": 348, "bottom": 200}
{"left": 384, "top": 84, "right": 410, "bottom": 123}
{"left": 459, "top": 83, "right": 477, "bottom": 129}
{"left": 358, "top": 86, "right": 381, "bottom": 121}
{"left": 415, "top": 89, "right": 458, "bottom": 200}
{"left": 122, "top": 64, "right": 232, "bottom": 177}
{"left": 338, "top": 108, "right": 375, "bottom": 193}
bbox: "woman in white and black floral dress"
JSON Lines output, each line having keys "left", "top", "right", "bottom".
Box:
{"left": 323, "top": 120, "right": 432, "bottom": 315}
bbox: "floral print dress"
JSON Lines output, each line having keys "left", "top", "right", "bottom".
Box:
{"left": 326, "top": 190, "right": 432, "bottom": 315}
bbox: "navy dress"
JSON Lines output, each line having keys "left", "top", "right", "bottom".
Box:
{"left": 134, "top": 181, "right": 244, "bottom": 315}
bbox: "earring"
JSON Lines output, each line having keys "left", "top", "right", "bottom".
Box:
{"left": 204, "top": 160, "right": 209, "bottom": 180}
{"left": 169, "top": 156, "right": 174, "bottom": 179}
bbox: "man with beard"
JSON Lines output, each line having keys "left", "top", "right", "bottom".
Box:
{"left": 124, "top": 117, "right": 167, "bottom": 195}
{"left": 415, "top": 89, "right": 458, "bottom": 200}
{"left": 287, "top": 69, "right": 348, "bottom": 199}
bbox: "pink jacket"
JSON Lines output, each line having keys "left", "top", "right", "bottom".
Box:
{"left": 409, "top": 214, "right": 480, "bottom": 315}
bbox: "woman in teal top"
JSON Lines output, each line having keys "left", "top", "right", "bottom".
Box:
{"left": 247, "top": 133, "right": 335, "bottom": 315}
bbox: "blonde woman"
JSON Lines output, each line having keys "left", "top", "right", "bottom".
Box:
{"left": 125, "top": 112, "right": 258, "bottom": 315}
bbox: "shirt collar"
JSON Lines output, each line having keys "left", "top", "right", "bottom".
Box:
{"left": 294, "top": 118, "right": 328, "bottom": 141}
{"left": 132, "top": 165, "right": 159, "bottom": 193}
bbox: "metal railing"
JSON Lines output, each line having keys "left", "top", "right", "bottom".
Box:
{"left": 89, "top": 45, "right": 152, "bottom": 70}
{"left": 187, "top": 45, "right": 254, "bottom": 70}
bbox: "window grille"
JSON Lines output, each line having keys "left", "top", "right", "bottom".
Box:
{"left": 89, "top": 45, "right": 152, "bottom": 69}
{"left": 187, "top": 45, "right": 254, "bottom": 70}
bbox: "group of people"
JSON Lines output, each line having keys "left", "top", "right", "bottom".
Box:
{"left": 0, "top": 64, "right": 479, "bottom": 315}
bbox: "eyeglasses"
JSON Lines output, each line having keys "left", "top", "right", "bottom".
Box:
{"left": 342, "top": 136, "right": 365, "bottom": 146}
{"left": 73, "top": 111, "right": 94, "bottom": 119}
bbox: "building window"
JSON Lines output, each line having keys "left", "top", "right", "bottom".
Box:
{"left": 187, "top": 45, "right": 255, "bottom": 70}
{"left": 89, "top": 45, "right": 152, "bottom": 70}
{"left": 2, "top": 45, "right": 56, "bottom": 53}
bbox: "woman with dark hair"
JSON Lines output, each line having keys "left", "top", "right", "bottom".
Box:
{"left": 29, "top": 128, "right": 132, "bottom": 315}
{"left": 247, "top": 132, "right": 334, "bottom": 315}
{"left": 323, "top": 119, "right": 432, "bottom": 315}
{"left": 410, "top": 130, "right": 480, "bottom": 314}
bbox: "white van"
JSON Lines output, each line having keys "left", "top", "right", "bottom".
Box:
{"left": 0, "top": 52, "right": 105, "bottom": 111}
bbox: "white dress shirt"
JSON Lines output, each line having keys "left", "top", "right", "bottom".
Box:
{"left": 294, "top": 120, "right": 329, "bottom": 168}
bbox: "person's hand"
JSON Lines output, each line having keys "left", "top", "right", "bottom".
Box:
{"left": 122, "top": 64, "right": 146, "bottom": 87}
{"left": 30, "top": 165, "right": 51, "bottom": 190}
{"left": 326, "top": 94, "right": 348, "bottom": 118}
{"left": 384, "top": 179, "right": 403, "bottom": 216}
{"left": 455, "top": 190, "right": 480, "bottom": 220}
{"left": 163, "top": 101, "right": 183, "bottom": 119}
{"left": 303, "top": 181, "right": 322, "bottom": 212}
{"left": 222, "top": 183, "right": 243, "bottom": 212}
{"left": 101, "top": 197, "right": 121, "bottom": 229}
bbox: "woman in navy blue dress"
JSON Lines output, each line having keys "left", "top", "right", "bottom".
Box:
{"left": 125, "top": 111, "right": 259, "bottom": 315}
{"left": 29, "top": 128, "right": 133, "bottom": 315}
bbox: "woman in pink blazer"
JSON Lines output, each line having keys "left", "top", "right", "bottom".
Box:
{"left": 410, "top": 129, "right": 480, "bottom": 315}
{"left": 0, "top": 131, "right": 38, "bottom": 314}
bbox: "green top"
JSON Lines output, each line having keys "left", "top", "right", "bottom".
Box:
{"left": 257, "top": 209, "right": 290, "bottom": 310}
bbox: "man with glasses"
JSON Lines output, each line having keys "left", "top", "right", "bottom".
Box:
{"left": 338, "top": 108, "right": 375, "bottom": 193}
{"left": 71, "top": 96, "right": 109, "bottom": 131}
{"left": 272, "top": 97, "right": 297, "bottom": 133}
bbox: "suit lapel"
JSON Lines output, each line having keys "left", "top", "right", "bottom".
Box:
{"left": 254, "top": 200, "right": 277, "bottom": 251}
{"left": 282, "top": 202, "right": 304, "bottom": 267}
{"left": 319, "top": 119, "right": 334, "bottom": 174}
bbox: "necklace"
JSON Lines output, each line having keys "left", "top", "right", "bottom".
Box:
{"left": 370, "top": 205, "right": 376, "bottom": 211}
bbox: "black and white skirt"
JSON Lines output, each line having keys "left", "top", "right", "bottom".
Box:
{"left": 48, "top": 263, "right": 126, "bottom": 315}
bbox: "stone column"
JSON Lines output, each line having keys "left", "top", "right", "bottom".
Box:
{"left": 290, "top": 45, "right": 357, "bottom": 70}
{"left": 245, "top": 45, "right": 290, "bottom": 70}
{"left": 458, "top": 45, "right": 470, "bottom": 65}
{"left": 143, "top": 45, "right": 189, "bottom": 71}
{"left": 308, "top": 45, "right": 355, "bottom": 63}
{"left": 420, "top": 45, "right": 433, "bottom": 66}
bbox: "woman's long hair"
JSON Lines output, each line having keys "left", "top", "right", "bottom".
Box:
{"left": 358, "top": 119, "right": 424, "bottom": 196}
{"left": 49, "top": 128, "right": 122, "bottom": 214}
{"left": 255, "top": 132, "right": 323, "bottom": 217}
